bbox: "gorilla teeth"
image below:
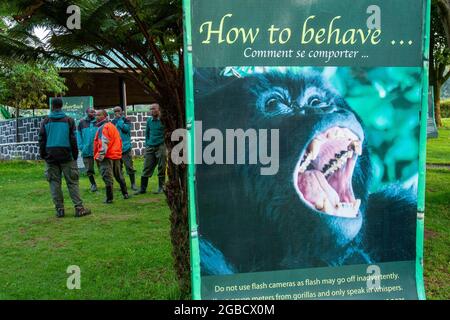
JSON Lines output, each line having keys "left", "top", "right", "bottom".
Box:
{"left": 326, "top": 127, "right": 358, "bottom": 140}
{"left": 349, "top": 140, "right": 362, "bottom": 156}
{"left": 331, "top": 200, "right": 361, "bottom": 218}
{"left": 307, "top": 137, "right": 325, "bottom": 160}
{"left": 298, "top": 137, "right": 325, "bottom": 173}
{"left": 298, "top": 152, "right": 313, "bottom": 173}
{"left": 323, "top": 150, "right": 354, "bottom": 178}
{"left": 296, "top": 127, "right": 363, "bottom": 219}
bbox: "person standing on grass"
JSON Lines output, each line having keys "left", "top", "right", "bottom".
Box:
{"left": 135, "top": 103, "right": 166, "bottom": 195}
{"left": 112, "top": 106, "right": 138, "bottom": 191}
{"left": 77, "top": 107, "right": 98, "bottom": 192}
{"left": 94, "top": 109, "right": 130, "bottom": 203}
{"left": 38, "top": 97, "right": 92, "bottom": 218}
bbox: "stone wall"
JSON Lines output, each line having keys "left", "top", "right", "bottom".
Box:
{"left": 0, "top": 112, "right": 152, "bottom": 160}
{"left": 0, "top": 117, "right": 44, "bottom": 160}
{"left": 109, "top": 112, "right": 151, "bottom": 156}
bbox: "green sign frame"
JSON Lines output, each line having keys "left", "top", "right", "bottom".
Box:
{"left": 183, "top": 0, "right": 431, "bottom": 300}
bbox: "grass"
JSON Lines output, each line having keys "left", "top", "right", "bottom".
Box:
{"left": 423, "top": 169, "right": 450, "bottom": 300}
{"left": 427, "top": 118, "right": 450, "bottom": 165}
{"left": 424, "top": 118, "right": 450, "bottom": 300}
{"left": 0, "top": 158, "right": 181, "bottom": 299}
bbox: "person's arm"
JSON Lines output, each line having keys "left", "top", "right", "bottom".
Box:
{"left": 69, "top": 118, "right": 79, "bottom": 160}
{"left": 121, "top": 117, "right": 131, "bottom": 134}
{"left": 76, "top": 121, "right": 84, "bottom": 152}
{"left": 145, "top": 118, "right": 151, "bottom": 143}
{"left": 97, "top": 125, "right": 109, "bottom": 161}
{"left": 38, "top": 118, "right": 48, "bottom": 160}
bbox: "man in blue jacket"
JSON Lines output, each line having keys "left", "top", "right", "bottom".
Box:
{"left": 38, "top": 98, "right": 91, "bottom": 218}
{"left": 77, "top": 107, "right": 98, "bottom": 192}
{"left": 112, "top": 106, "right": 137, "bottom": 191}
{"left": 135, "top": 103, "right": 166, "bottom": 194}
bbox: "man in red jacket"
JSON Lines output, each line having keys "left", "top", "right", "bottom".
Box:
{"left": 94, "top": 109, "right": 129, "bottom": 203}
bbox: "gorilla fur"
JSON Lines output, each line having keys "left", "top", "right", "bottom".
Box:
{"left": 194, "top": 68, "right": 417, "bottom": 275}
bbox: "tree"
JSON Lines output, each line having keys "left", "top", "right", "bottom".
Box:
{"left": 0, "top": 62, "right": 67, "bottom": 110}
{"left": 0, "top": 62, "right": 67, "bottom": 142}
{"left": 430, "top": 0, "right": 450, "bottom": 127}
{"left": 0, "top": 0, "right": 190, "bottom": 295}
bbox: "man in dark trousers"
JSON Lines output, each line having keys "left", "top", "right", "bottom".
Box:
{"left": 136, "top": 103, "right": 166, "bottom": 194}
{"left": 112, "top": 106, "right": 137, "bottom": 191}
{"left": 94, "top": 109, "right": 130, "bottom": 203}
{"left": 77, "top": 107, "right": 98, "bottom": 192}
{"left": 38, "top": 98, "right": 91, "bottom": 218}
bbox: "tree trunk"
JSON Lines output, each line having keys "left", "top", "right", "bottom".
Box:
{"left": 438, "top": 0, "right": 450, "bottom": 48}
{"left": 160, "top": 86, "right": 191, "bottom": 298}
{"left": 165, "top": 156, "right": 190, "bottom": 297}
{"left": 434, "top": 82, "right": 443, "bottom": 127}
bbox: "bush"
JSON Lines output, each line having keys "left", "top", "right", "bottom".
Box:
{"left": 440, "top": 99, "right": 450, "bottom": 118}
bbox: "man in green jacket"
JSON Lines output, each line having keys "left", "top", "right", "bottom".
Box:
{"left": 77, "top": 107, "right": 98, "bottom": 192}
{"left": 136, "top": 103, "right": 166, "bottom": 194}
{"left": 38, "top": 98, "right": 91, "bottom": 218}
{"left": 112, "top": 106, "right": 137, "bottom": 191}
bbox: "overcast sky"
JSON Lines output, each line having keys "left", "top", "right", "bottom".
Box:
{"left": 33, "top": 26, "right": 49, "bottom": 42}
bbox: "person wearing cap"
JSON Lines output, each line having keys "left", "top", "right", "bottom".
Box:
{"left": 112, "top": 106, "right": 137, "bottom": 191}
{"left": 77, "top": 107, "right": 98, "bottom": 192}
{"left": 135, "top": 103, "right": 166, "bottom": 194}
{"left": 94, "top": 109, "right": 129, "bottom": 203}
{"left": 38, "top": 97, "right": 92, "bottom": 218}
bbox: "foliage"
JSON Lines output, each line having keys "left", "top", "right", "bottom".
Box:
{"left": 328, "top": 67, "right": 422, "bottom": 191}
{"left": 0, "top": 62, "right": 66, "bottom": 109}
{"left": 0, "top": 104, "right": 12, "bottom": 119}
{"left": 430, "top": 0, "right": 450, "bottom": 127}
{"left": 439, "top": 99, "right": 450, "bottom": 117}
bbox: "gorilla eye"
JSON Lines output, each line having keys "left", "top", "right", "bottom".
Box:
{"left": 308, "top": 97, "right": 322, "bottom": 107}
{"left": 264, "top": 95, "right": 289, "bottom": 113}
{"left": 266, "top": 98, "right": 279, "bottom": 111}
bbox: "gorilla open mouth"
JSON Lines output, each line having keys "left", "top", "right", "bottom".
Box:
{"left": 294, "top": 127, "right": 363, "bottom": 219}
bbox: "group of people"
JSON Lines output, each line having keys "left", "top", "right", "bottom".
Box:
{"left": 38, "top": 98, "right": 167, "bottom": 218}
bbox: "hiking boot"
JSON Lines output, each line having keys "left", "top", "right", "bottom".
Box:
{"left": 88, "top": 176, "right": 98, "bottom": 192}
{"left": 75, "top": 207, "right": 91, "bottom": 218}
{"left": 104, "top": 185, "right": 114, "bottom": 204}
{"left": 153, "top": 177, "right": 165, "bottom": 194}
{"left": 120, "top": 182, "right": 130, "bottom": 200}
{"left": 129, "top": 174, "right": 138, "bottom": 191}
{"left": 56, "top": 208, "right": 65, "bottom": 218}
{"left": 135, "top": 177, "right": 149, "bottom": 195}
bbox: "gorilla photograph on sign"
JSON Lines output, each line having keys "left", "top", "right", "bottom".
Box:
{"left": 194, "top": 67, "right": 420, "bottom": 275}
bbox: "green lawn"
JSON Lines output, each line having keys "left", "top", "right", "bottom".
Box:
{"left": 0, "top": 159, "right": 181, "bottom": 299}
{"left": 424, "top": 118, "right": 450, "bottom": 300}
{"left": 427, "top": 118, "right": 450, "bottom": 165}
{"left": 424, "top": 169, "right": 450, "bottom": 300}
